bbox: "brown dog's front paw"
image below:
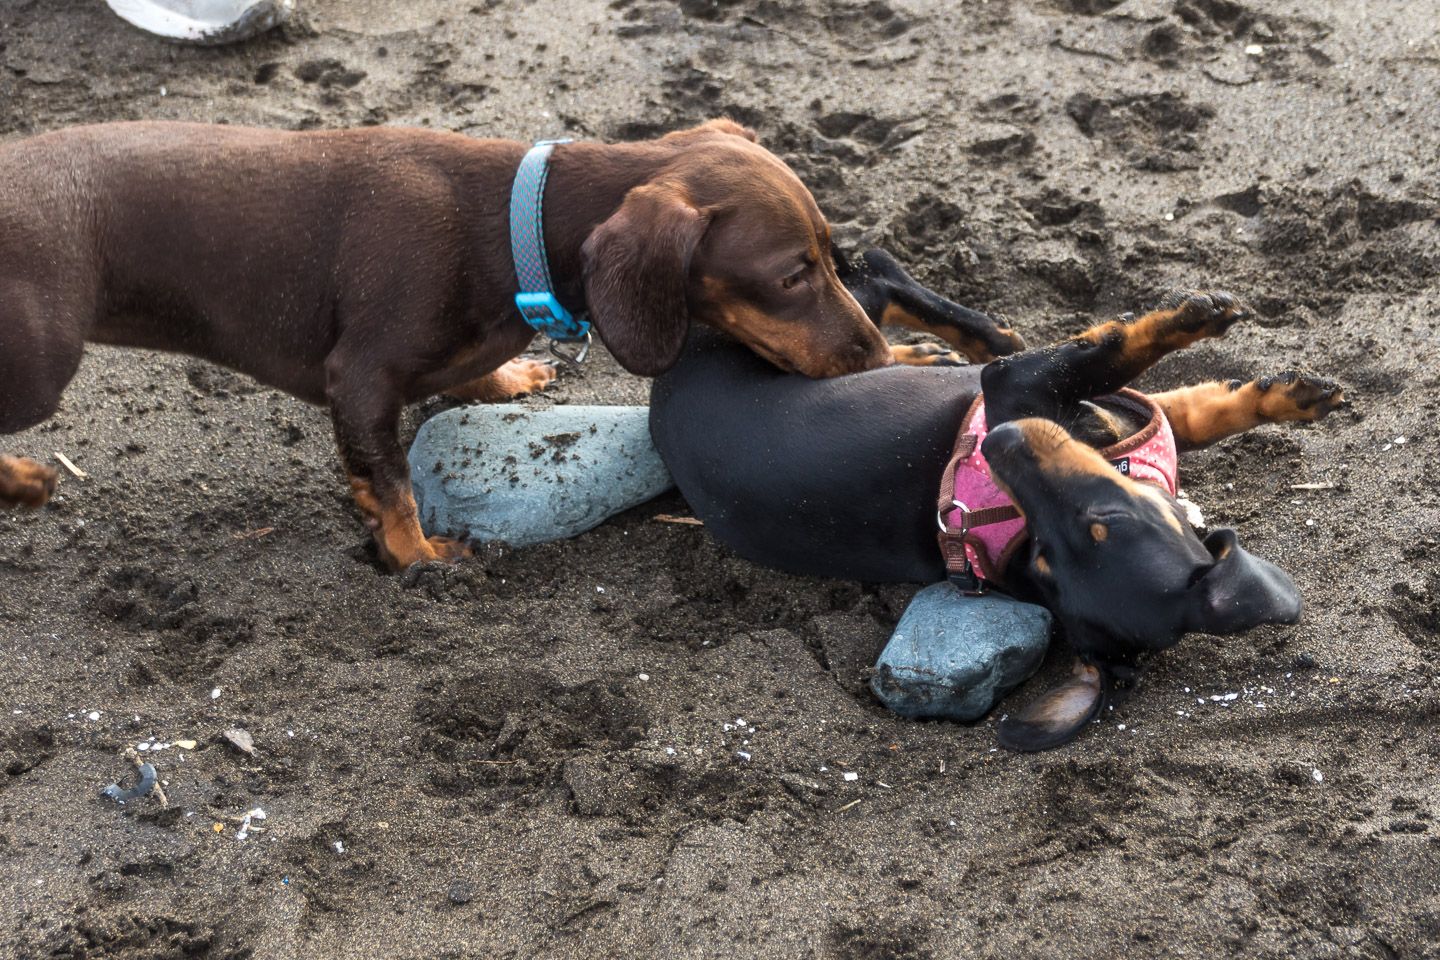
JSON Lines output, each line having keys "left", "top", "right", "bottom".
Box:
{"left": 1157, "top": 290, "right": 1252, "bottom": 338}
{"left": 424, "top": 535, "right": 473, "bottom": 563}
{"left": 0, "top": 457, "right": 58, "bottom": 509}
{"left": 381, "top": 534, "right": 474, "bottom": 570}
{"left": 1256, "top": 371, "right": 1345, "bottom": 422}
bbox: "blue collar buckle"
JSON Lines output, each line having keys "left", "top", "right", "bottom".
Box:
{"left": 510, "top": 139, "right": 592, "bottom": 363}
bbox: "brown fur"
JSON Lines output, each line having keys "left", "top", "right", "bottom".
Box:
{"left": 0, "top": 118, "right": 890, "bottom": 568}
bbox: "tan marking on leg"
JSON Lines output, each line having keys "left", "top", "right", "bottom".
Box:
{"left": 0, "top": 456, "right": 58, "bottom": 509}
{"left": 890, "top": 343, "right": 963, "bottom": 367}
{"left": 1153, "top": 374, "right": 1344, "bottom": 450}
{"left": 1076, "top": 292, "right": 1251, "bottom": 377}
{"left": 447, "top": 359, "right": 557, "bottom": 403}
{"left": 349, "top": 476, "right": 471, "bottom": 569}
{"left": 881, "top": 303, "right": 996, "bottom": 363}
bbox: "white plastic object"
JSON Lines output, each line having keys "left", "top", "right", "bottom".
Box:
{"left": 105, "top": 0, "right": 294, "bottom": 45}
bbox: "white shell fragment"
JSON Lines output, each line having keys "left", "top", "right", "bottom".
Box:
{"left": 105, "top": 0, "right": 294, "bottom": 46}
{"left": 224, "top": 728, "right": 256, "bottom": 756}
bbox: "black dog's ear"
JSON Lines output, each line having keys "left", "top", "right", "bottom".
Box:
{"left": 582, "top": 184, "right": 710, "bottom": 376}
{"left": 996, "top": 660, "right": 1105, "bottom": 752}
{"left": 1184, "top": 528, "right": 1302, "bottom": 635}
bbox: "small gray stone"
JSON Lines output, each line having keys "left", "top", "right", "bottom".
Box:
{"left": 408, "top": 405, "right": 673, "bottom": 548}
{"left": 870, "top": 583, "right": 1053, "bottom": 722}
{"left": 447, "top": 881, "right": 474, "bottom": 906}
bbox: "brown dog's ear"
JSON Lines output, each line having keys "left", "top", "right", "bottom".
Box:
{"left": 582, "top": 184, "right": 710, "bottom": 376}
{"left": 996, "top": 660, "right": 1105, "bottom": 752}
{"left": 664, "top": 118, "right": 758, "bottom": 143}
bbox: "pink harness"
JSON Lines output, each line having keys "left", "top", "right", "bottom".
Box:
{"left": 936, "top": 389, "right": 1178, "bottom": 589}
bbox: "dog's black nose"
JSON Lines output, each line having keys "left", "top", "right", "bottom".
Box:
{"left": 981, "top": 421, "right": 1026, "bottom": 462}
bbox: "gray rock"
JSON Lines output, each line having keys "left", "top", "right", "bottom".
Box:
{"left": 870, "top": 583, "right": 1053, "bottom": 722}
{"left": 408, "top": 404, "right": 673, "bottom": 548}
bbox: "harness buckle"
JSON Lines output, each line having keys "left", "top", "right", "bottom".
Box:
{"left": 937, "top": 499, "right": 970, "bottom": 533}
{"left": 938, "top": 500, "right": 986, "bottom": 594}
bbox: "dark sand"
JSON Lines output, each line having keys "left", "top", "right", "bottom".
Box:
{"left": 2, "top": 0, "right": 1438, "bottom": 957}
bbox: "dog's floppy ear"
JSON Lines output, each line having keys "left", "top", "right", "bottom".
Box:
{"left": 1183, "top": 528, "right": 1302, "bottom": 635}
{"left": 582, "top": 183, "right": 710, "bottom": 376}
{"left": 996, "top": 660, "right": 1105, "bottom": 752}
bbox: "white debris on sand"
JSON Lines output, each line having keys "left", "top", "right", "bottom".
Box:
{"left": 236, "top": 808, "right": 267, "bottom": 842}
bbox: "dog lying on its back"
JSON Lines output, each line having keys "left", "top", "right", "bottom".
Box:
{"left": 0, "top": 119, "right": 894, "bottom": 568}
{"left": 651, "top": 248, "right": 1345, "bottom": 749}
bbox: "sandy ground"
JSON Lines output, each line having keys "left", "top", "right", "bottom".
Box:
{"left": 2, "top": 0, "right": 1439, "bottom": 957}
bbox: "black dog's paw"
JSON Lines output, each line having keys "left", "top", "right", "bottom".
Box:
{"left": 1155, "top": 289, "right": 1252, "bottom": 337}
{"left": 1256, "top": 371, "right": 1346, "bottom": 422}
{"left": 890, "top": 342, "right": 965, "bottom": 367}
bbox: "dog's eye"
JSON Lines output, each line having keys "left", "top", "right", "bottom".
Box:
{"left": 781, "top": 267, "right": 808, "bottom": 290}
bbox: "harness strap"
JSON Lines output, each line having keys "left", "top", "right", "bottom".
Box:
{"left": 935, "top": 396, "right": 1023, "bottom": 589}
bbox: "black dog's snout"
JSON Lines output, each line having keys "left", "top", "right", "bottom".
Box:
{"left": 981, "top": 421, "right": 1026, "bottom": 463}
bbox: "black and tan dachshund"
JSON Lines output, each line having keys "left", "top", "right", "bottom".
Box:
{"left": 650, "top": 248, "right": 1344, "bottom": 750}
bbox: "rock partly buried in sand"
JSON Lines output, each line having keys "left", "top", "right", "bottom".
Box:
{"left": 409, "top": 405, "right": 673, "bottom": 549}
{"left": 105, "top": 0, "right": 293, "bottom": 45}
{"left": 871, "top": 583, "right": 1053, "bottom": 722}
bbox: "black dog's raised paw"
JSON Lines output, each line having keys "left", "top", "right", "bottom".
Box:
{"left": 1155, "top": 289, "right": 1252, "bottom": 336}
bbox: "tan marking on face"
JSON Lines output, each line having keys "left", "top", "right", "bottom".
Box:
{"left": 1034, "top": 553, "right": 1052, "bottom": 576}
{"left": 1014, "top": 419, "right": 1117, "bottom": 479}
{"left": 1090, "top": 522, "right": 1109, "bottom": 543}
{"left": 699, "top": 277, "right": 889, "bottom": 377}
{"left": 1011, "top": 420, "right": 1186, "bottom": 535}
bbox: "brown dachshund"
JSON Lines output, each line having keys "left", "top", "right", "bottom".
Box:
{"left": 0, "top": 118, "right": 892, "bottom": 568}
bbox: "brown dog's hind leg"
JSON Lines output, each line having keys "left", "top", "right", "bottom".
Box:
{"left": 0, "top": 295, "right": 80, "bottom": 510}
{"left": 1153, "top": 372, "right": 1345, "bottom": 451}
{"left": 328, "top": 367, "right": 470, "bottom": 570}
{"left": 445, "top": 358, "right": 557, "bottom": 403}
{"left": 983, "top": 290, "right": 1251, "bottom": 427}
{"left": 0, "top": 456, "right": 58, "bottom": 509}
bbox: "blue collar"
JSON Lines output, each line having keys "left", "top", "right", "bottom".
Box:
{"left": 509, "top": 139, "right": 592, "bottom": 352}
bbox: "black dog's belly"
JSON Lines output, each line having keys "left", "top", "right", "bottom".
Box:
{"left": 651, "top": 331, "right": 980, "bottom": 582}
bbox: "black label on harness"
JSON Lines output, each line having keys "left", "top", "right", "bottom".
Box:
{"left": 1112, "top": 457, "right": 1131, "bottom": 475}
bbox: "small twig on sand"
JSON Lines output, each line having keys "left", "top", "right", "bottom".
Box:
{"left": 54, "top": 452, "right": 87, "bottom": 479}
{"left": 835, "top": 799, "right": 863, "bottom": 813}
{"left": 231, "top": 527, "right": 276, "bottom": 540}
{"left": 740, "top": 14, "right": 813, "bottom": 49}
{"left": 1290, "top": 482, "right": 1338, "bottom": 491}
{"left": 654, "top": 514, "right": 704, "bottom": 527}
